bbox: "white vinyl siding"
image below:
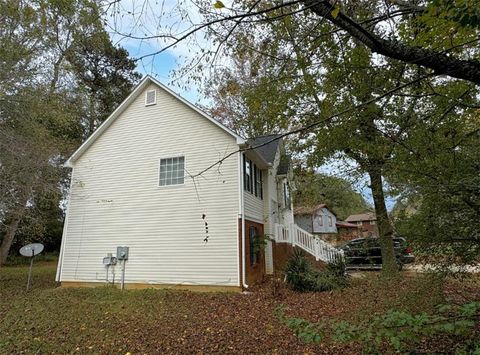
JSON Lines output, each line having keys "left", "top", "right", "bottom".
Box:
{"left": 244, "top": 193, "right": 263, "bottom": 223}
{"left": 243, "top": 153, "right": 264, "bottom": 223}
{"left": 312, "top": 208, "right": 337, "bottom": 234}
{"left": 57, "top": 83, "right": 240, "bottom": 287}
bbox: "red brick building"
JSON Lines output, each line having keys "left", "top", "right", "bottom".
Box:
{"left": 345, "top": 212, "right": 378, "bottom": 237}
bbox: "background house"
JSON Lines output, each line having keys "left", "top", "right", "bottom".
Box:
{"left": 294, "top": 204, "right": 337, "bottom": 236}
{"left": 335, "top": 221, "right": 361, "bottom": 243}
{"left": 345, "top": 212, "right": 378, "bottom": 237}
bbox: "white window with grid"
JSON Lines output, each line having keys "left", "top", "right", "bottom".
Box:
{"left": 159, "top": 156, "right": 185, "bottom": 186}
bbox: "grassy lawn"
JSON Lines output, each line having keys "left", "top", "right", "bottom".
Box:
{"left": 1, "top": 263, "right": 479, "bottom": 354}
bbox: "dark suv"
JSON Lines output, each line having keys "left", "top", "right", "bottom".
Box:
{"left": 340, "top": 237, "right": 415, "bottom": 270}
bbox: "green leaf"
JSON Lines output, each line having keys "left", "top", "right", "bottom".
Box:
{"left": 331, "top": 6, "right": 340, "bottom": 19}
{"left": 213, "top": 1, "right": 225, "bottom": 9}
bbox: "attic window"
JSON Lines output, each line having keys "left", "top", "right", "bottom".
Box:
{"left": 145, "top": 89, "right": 156, "bottom": 106}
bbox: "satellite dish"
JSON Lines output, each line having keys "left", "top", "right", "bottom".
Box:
{"left": 20, "top": 243, "right": 44, "bottom": 257}
{"left": 19, "top": 243, "right": 44, "bottom": 291}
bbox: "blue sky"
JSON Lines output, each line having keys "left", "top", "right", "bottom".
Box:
{"left": 122, "top": 41, "right": 201, "bottom": 103}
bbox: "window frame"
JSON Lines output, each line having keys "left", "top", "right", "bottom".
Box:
{"left": 243, "top": 154, "right": 263, "bottom": 199}
{"left": 253, "top": 164, "right": 257, "bottom": 196}
{"left": 243, "top": 154, "right": 253, "bottom": 193}
{"left": 254, "top": 165, "right": 263, "bottom": 199}
{"left": 158, "top": 155, "right": 186, "bottom": 187}
{"left": 145, "top": 89, "right": 157, "bottom": 106}
{"left": 318, "top": 215, "right": 323, "bottom": 226}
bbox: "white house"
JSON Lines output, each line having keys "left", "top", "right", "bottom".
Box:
{"left": 56, "top": 76, "right": 311, "bottom": 291}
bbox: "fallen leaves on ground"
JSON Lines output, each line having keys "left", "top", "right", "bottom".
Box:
{"left": 1, "top": 263, "right": 479, "bottom": 354}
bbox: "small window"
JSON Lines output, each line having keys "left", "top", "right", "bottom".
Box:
{"left": 159, "top": 156, "right": 184, "bottom": 186}
{"left": 253, "top": 164, "right": 257, "bottom": 195}
{"left": 357, "top": 221, "right": 363, "bottom": 226}
{"left": 243, "top": 155, "right": 253, "bottom": 193}
{"left": 318, "top": 216, "right": 323, "bottom": 226}
{"left": 328, "top": 216, "right": 333, "bottom": 227}
{"left": 249, "top": 226, "right": 259, "bottom": 265}
{"left": 254, "top": 166, "right": 263, "bottom": 199}
{"left": 370, "top": 220, "right": 376, "bottom": 225}
{"left": 145, "top": 89, "right": 156, "bottom": 106}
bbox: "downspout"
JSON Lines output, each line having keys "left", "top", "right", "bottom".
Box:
{"left": 238, "top": 150, "right": 248, "bottom": 290}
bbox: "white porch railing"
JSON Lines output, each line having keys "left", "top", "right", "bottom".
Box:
{"left": 274, "top": 223, "right": 344, "bottom": 263}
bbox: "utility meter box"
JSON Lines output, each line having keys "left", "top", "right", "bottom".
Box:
{"left": 103, "top": 253, "right": 117, "bottom": 266}
{"left": 116, "top": 246, "right": 129, "bottom": 260}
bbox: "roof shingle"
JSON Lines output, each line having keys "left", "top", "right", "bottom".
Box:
{"left": 345, "top": 212, "right": 376, "bottom": 222}
{"left": 247, "top": 134, "right": 281, "bottom": 164}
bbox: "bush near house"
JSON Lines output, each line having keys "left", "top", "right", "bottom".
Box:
{"left": 284, "top": 249, "right": 347, "bottom": 292}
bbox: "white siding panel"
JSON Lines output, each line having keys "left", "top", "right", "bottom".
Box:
{"left": 244, "top": 192, "right": 263, "bottom": 223}
{"left": 58, "top": 83, "right": 240, "bottom": 286}
{"left": 313, "top": 208, "right": 337, "bottom": 234}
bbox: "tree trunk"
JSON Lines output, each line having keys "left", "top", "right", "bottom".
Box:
{"left": 49, "top": 53, "right": 65, "bottom": 94}
{"left": 368, "top": 168, "right": 398, "bottom": 275}
{"left": 0, "top": 217, "right": 21, "bottom": 267}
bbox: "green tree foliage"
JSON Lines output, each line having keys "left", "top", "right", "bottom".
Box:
{"left": 203, "top": 10, "right": 416, "bottom": 273}
{"left": 0, "top": 0, "right": 140, "bottom": 265}
{"left": 391, "top": 109, "right": 480, "bottom": 265}
{"left": 67, "top": 24, "right": 141, "bottom": 135}
{"left": 205, "top": 44, "right": 297, "bottom": 137}
{"left": 200, "top": 1, "right": 480, "bottom": 273}
{"left": 293, "top": 171, "right": 369, "bottom": 220}
{"left": 0, "top": 86, "right": 80, "bottom": 265}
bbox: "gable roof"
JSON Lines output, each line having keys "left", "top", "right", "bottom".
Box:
{"left": 346, "top": 212, "right": 376, "bottom": 222}
{"left": 246, "top": 134, "right": 281, "bottom": 165}
{"left": 65, "top": 75, "right": 245, "bottom": 167}
{"left": 294, "top": 204, "right": 336, "bottom": 216}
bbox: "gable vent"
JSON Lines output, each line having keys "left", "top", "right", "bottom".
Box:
{"left": 145, "top": 89, "right": 156, "bottom": 106}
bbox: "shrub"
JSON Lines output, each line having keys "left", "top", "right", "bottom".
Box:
{"left": 277, "top": 302, "right": 480, "bottom": 353}
{"left": 284, "top": 249, "right": 347, "bottom": 292}
{"left": 325, "top": 258, "right": 346, "bottom": 278}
